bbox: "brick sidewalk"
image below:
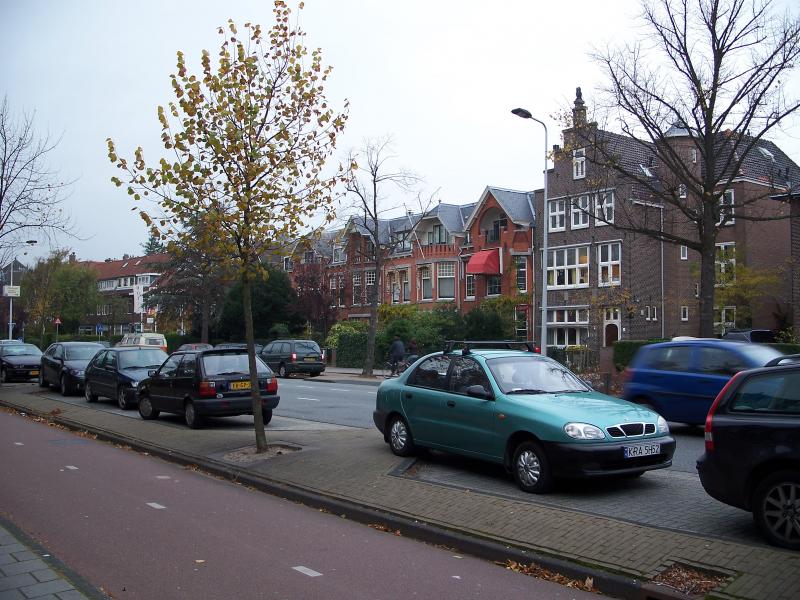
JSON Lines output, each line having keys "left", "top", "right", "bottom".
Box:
{"left": 2, "top": 386, "right": 798, "bottom": 600}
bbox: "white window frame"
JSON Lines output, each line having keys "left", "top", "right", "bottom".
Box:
{"left": 645, "top": 305, "right": 651, "bottom": 321}
{"left": 652, "top": 306, "right": 658, "bottom": 321}
{"left": 678, "top": 184, "right": 687, "bottom": 199}
{"left": 681, "top": 306, "right": 689, "bottom": 321}
{"left": 690, "top": 148, "right": 698, "bottom": 164}
{"left": 337, "top": 275, "right": 345, "bottom": 307}
{"left": 595, "top": 192, "right": 614, "bottom": 226}
{"left": 573, "top": 148, "right": 586, "bottom": 179}
{"left": 680, "top": 245, "right": 688, "bottom": 260}
{"left": 715, "top": 242, "right": 736, "bottom": 286}
{"left": 515, "top": 256, "right": 527, "bottom": 292}
{"left": 365, "top": 270, "right": 375, "bottom": 303}
{"left": 283, "top": 257, "right": 293, "bottom": 271}
{"left": 436, "top": 262, "right": 455, "bottom": 300}
{"left": 329, "top": 277, "right": 337, "bottom": 307}
{"left": 352, "top": 273, "right": 362, "bottom": 306}
{"left": 547, "top": 246, "right": 590, "bottom": 290}
{"left": 465, "top": 273, "right": 475, "bottom": 299}
{"left": 597, "top": 242, "right": 621, "bottom": 287}
{"left": 420, "top": 266, "right": 432, "bottom": 301}
{"left": 717, "top": 190, "right": 735, "bottom": 226}
{"left": 549, "top": 199, "right": 566, "bottom": 232}
{"left": 571, "top": 195, "right": 590, "bottom": 229}
{"left": 486, "top": 274, "right": 501, "bottom": 296}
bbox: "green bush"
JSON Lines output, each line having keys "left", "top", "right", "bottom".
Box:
{"left": 335, "top": 330, "right": 369, "bottom": 368}
{"left": 612, "top": 339, "right": 666, "bottom": 371}
{"left": 324, "top": 321, "right": 368, "bottom": 349}
{"left": 767, "top": 343, "right": 800, "bottom": 355}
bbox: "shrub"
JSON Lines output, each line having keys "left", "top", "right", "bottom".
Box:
{"left": 335, "top": 330, "right": 368, "bottom": 368}
{"left": 767, "top": 343, "right": 800, "bottom": 355}
{"left": 324, "top": 320, "right": 367, "bottom": 349}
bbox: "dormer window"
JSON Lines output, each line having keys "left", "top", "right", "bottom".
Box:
{"left": 428, "top": 224, "right": 447, "bottom": 245}
{"left": 639, "top": 164, "right": 654, "bottom": 178}
{"left": 332, "top": 245, "right": 346, "bottom": 263}
{"left": 758, "top": 147, "right": 775, "bottom": 162}
{"left": 678, "top": 184, "right": 687, "bottom": 199}
{"left": 573, "top": 148, "right": 586, "bottom": 179}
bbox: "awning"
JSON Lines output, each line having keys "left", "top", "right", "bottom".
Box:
{"left": 466, "top": 249, "right": 500, "bottom": 275}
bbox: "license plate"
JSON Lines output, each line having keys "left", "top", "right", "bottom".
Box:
{"left": 30, "top": 371, "right": 39, "bottom": 376}
{"left": 623, "top": 443, "right": 660, "bottom": 458}
{"left": 304, "top": 356, "right": 317, "bottom": 362}
{"left": 230, "top": 381, "right": 251, "bottom": 391}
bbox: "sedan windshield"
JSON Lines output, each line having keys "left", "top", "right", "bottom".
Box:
{"left": 487, "top": 356, "right": 589, "bottom": 394}
{"left": 202, "top": 353, "right": 271, "bottom": 376}
{"left": 64, "top": 345, "right": 101, "bottom": 360}
{"left": 1, "top": 344, "right": 41, "bottom": 357}
{"left": 119, "top": 349, "right": 168, "bottom": 369}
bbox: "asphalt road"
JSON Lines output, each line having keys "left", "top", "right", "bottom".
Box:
{"left": 0, "top": 410, "right": 597, "bottom": 600}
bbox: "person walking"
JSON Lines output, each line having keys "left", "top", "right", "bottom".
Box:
{"left": 388, "top": 335, "right": 405, "bottom": 376}
{"left": 407, "top": 339, "right": 419, "bottom": 361}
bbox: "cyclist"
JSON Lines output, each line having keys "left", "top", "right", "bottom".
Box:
{"left": 388, "top": 335, "right": 406, "bottom": 376}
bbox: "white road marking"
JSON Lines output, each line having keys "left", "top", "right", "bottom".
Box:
{"left": 14, "top": 442, "right": 24, "bottom": 446}
{"left": 156, "top": 475, "right": 171, "bottom": 480}
{"left": 65, "top": 465, "right": 79, "bottom": 470}
{"left": 297, "top": 397, "right": 320, "bottom": 402}
{"left": 294, "top": 385, "right": 315, "bottom": 389}
{"left": 292, "top": 566, "right": 322, "bottom": 577}
{"left": 330, "top": 388, "right": 349, "bottom": 392}
{"left": 146, "top": 502, "right": 166, "bottom": 510}
{"left": 452, "top": 575, "right": 462, "bottom": 580}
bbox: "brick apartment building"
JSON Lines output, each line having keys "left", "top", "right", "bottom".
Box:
{"left": 285, "top": 89, "right": 799, "bottom": 351}
{"left": 80, "top": 253, "right": 170, "bottom": 336}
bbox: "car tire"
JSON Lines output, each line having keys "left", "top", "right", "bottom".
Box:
{"left": 387, "top": 415, "right": 416, "bottom": 457}
{"left": 138, "top": 394, "right": 159, "bottom": 420}
{"left": 60, "top": 374, "right": 71, "bottom": 397}
{"left": 184, "top": 400, "right": 201, "bottom": 429}
{"left": 752, "top": 470, "right": 800, "bottom": 551}
{"left": 262, "top": 409, "right": 273, "bottom": 425}
{"left": 309, "top": 372, "right": 320, "bottom": 377}
{"left": 117, "top": 386, "right": 131, "bottom": 410}
{"left": 84, "top": 382, "right": 98, "bottom": 403}
{"left": 278, "top": 363, "right": 287, "bottom": 378}
{"left": 38, "top": 370, "right": 48, "bottom": 388}
{"left": 512, "top": 440, "right": 553, "bottom": 494}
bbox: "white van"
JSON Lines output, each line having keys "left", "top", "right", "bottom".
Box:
{"left": 117, "top": 333, "right": 168, "bottom": 352}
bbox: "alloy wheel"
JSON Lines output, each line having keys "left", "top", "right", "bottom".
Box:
{"left": 760, "top": 481, "right": 800, "bottom": 546}
{"left": 117, "top": 387, "right": 129, "bottom": 410}
{"left": 516, "top": 449, "right": 541, "bottom": 487}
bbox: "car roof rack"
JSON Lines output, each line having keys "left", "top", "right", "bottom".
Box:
{"left": 764, "top": 354, "right": 800, "bottom": 367}
{"left": 443, "top": 340, "right": 537, "bottom": 356}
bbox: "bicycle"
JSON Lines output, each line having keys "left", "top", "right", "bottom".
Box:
{"left": 382, "top": 354, "right": 416, "bottom": 378}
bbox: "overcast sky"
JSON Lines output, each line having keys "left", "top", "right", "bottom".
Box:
{"left": 2, "top": 0, "right": 799, "bottom": 263}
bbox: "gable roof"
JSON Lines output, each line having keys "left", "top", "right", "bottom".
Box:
{"left": 83, "top": 253, "right": 170, "bottom": 281}
{"left": 464, "top": 186, "right": 536, "bottom": 231}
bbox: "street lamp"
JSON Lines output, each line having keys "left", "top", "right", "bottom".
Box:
{"left": 7, "top": 240, "right": 38, "bottom": 340}
{"left": 511, "top": 108, "right": 549, "bottom": 356}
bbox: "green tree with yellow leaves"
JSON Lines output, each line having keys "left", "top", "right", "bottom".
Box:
{"left": 107, "top": 1, "right": 348, "bottom": 451}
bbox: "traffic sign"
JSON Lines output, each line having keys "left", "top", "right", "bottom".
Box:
{"left": 3, "top": 285, "right": 20, "bottom": 297}
{"left": 54, "top": 317, "right": 62, "bottom": 325}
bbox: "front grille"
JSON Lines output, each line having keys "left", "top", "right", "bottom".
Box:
{"left": 605, "top": 422, "right": 655, "bottom": 438}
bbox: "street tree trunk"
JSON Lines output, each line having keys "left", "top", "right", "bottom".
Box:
{"left": 242, "top": 274, "right": 267, "bottom": 452}
{"left": 698, "top": 233, "right": 717, "bottom": 338}
{"left": 200, "top": 297, "right": 210, "bottom": 344}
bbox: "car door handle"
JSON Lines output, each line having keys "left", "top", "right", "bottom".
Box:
{"left": 447, "top": 400, "right": 456, "bottom": 407}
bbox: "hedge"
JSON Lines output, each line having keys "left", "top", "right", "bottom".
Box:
{"left": 335, "top": 330, "right": 369, "bottom": 368}
{"left": 767, "top": 343, "right": 800, "bottom": 355}
{"left": 613, "top": 339, "right": 667, "bottom": 371}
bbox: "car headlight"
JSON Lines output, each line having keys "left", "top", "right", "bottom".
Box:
{"left": 130, "top": 380, "right": 139, "bottom": 388}
{"left": 657, "top": 416, "right": 669, "bottom": 434}
{"left": 564, "top": 423, "right": 605, "bottom": 440}
{"left": 70, "top": 369, "right": 85, "bottom": 378}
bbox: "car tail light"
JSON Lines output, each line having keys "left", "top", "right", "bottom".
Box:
{"left": 291, "top": 352, "right": 297, "bottom": 362}
{"left": 266, "top": 377, "right": 278, "bottom": 394}
{"left": 704, "top": 372, "right": 740, "bottom": 452}
{"left": 198, "top": 380, "right": 216, "bottom": 398}
{"left": 533, "top": 346, "right": 541, "bottom": 354}
{"left": 622, "top": 368, "right": 634, "bottom": 385}
{"left": 321, "top": 349, "right": 325, "bottom": 361}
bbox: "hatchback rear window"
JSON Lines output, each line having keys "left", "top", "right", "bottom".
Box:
{"left": 739, "top": 344, "right": 784, "bottom": 365}
{"left": 146, "top": 338, "right": 165, "bottom": 346}
{"left": 202, "top": 353, "right": 271, "bottom": 376}
{"left": 295, "top": 341, "right": 320, "bottom": 353}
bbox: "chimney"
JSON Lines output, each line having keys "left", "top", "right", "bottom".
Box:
{"left": 122, "top": 253, "right": 130, "bottom": 260}
{"left": 572, "top": 87, "right": 587, "bottom": 128}
{"left": 69, "top": 252, "right": 76, "bottom": 264}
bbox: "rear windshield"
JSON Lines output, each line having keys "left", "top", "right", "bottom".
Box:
{"left": 65, "top": 345, "right": 101, "bottom": 360}
{"left": 202, "top": 353, "right": 271, "bottom": 376}
{"left": 146, "top": 338, "right": 165, "bottom": 346}
{"left": 740, "top": 344, "right": 784, "bottom": 365}
{"left": 119, "top": 349, "right": 168, "bottom": 369}
{"left": 1, "top": 344, "right": 41, "bottom": 357}
{"left": 295, "top": 341, "right": 321, "bottom": 353}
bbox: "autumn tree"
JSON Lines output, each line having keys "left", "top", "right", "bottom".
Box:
{"left": 343, "top": 138, "right": 433, "bottom": 377}
{"left": 587, "top": 0, "right": 800, "bottom": 336}
{"left": 141, "top": 230, "right": 165, "bottom": 255}
{"left": 0, "top": 97, "right": 74, "bottom": 254}
{"left": 107, "top": 3, "right": 348, "bottom": 451}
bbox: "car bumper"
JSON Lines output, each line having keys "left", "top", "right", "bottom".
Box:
{"left": 193, "top": 395, "right": 280, "bottom": 417}
{"left": 287, "top": 362, "right": 325, "bottom": 375}
{"left": 696, "top": 452, "right": 748, "bottom": 510}
{"left": 4, "top": 367, "right": 40, "bottom": 380}
{"left": 373, "top": 409, "right": 387, "bottom": 434}
{"left": 544, "top": 436, "right": 676, "bottom": 478}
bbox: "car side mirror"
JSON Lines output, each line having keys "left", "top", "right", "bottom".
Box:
{"left": 466, "top": 385, "right": 493, "bottom": 400}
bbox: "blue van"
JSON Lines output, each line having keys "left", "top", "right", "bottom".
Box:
{"left": 623, "top": 340, "right": 784, "bottom": 425}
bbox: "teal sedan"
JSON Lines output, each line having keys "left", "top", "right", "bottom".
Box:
{"left": 373, "top": 345, "right": 676, "bottom": 493}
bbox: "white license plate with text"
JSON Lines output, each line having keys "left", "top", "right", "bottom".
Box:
{"left": 623, "top": 443, "right": 660, "bottom": 459}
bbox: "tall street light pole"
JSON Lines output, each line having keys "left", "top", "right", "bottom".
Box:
{"left": 7, "top": 240, "right": 38, "bottom": 340}
{"left": 511, "top": 108, "right": 548, "bottom": 356}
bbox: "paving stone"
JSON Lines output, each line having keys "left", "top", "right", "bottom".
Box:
{"left": 8, "top": 554, "right": 36, "bottom": 564}
{"left": 54, "top": 591, "right": 87, "bottom": 600}
{"left": 0, "top": 589, "right": 25, "bottom": 600}
{"left": 0, "top": 574, "right": 38, "bottom": 592}
{"left": 19, "top": 580, "right": 74, "bottom": 599}
{"left": 0, "top": 556, "right": 18, "bottom": 567}
{"left": 0, "top": 546, "right": 26, "bottom": 556}
{"left": 31, "top": 571, "right": 58, "bottom": 584}
{"left": 0, "top": 561, "right": 47, "bottom": 577}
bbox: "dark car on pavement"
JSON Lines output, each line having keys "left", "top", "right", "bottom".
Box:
{"left": 215, "top": 342, "right": 264, "bottom": 354}
{"left": 137, "top": 348, "right": 280, "bottom": 429}
{"left": 0, "top": 343, "right": 42, "bottom": 382}
{"left": 177, "top": 343, "right": 214, "bottom": 351}
{"left": 259, "top": 339, "right": 325, "bottom": 377}
{"left": 374, "top": 341, "right": 675, "bottom": 493}
{"left": 39, "top": 342, "right": 104, "bottom": 396}
{"left": 84, "top": 347, "right": 169, "bottom": 410}
{"left": 623, "top": 339, "right": 784, "bottom": 425}
{"left": 697, "top": 354, "right": 800, "bottom": 550}
{"left": 721, "top": 328, "right": 777, "bottom": 343}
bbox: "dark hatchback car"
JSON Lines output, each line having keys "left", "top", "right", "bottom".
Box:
{"left": 623, "top": 340, "right": 784, "bottom": 425}
{"left": 84, "top": 347, "right": 169, "bottom": 410}
{"left": 0, "top": 343, "right": 42, "bottom": 382}
{"left": 722, "top": 329, "right": 777, "bottom": 343}
{"left": 259, "top": 339, "right": 325, "bottom": 377}
{"left": 39, "top": 342, "right": 104, "bottom": 396}
{"left": 137, "top": 349, "right": 280, "bottom": 429}
{"left": 697, "top": 355, "right": 800, "bottom": 550}
{"left": 177, "top": 343, "right": 213, "bottom": 351}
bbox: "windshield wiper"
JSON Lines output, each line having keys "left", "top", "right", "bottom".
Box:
{"left": 506, "top": 388, "right": 547, "bottom": 395}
